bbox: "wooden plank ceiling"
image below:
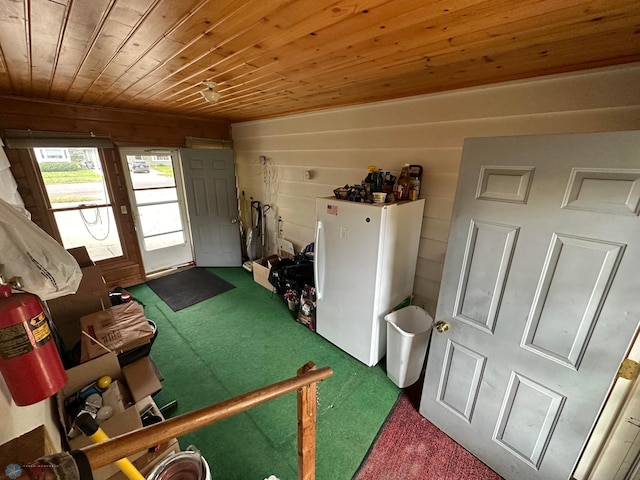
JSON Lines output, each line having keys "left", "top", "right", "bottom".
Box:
{"left": 0, "top": 0, "right": 639, "bottom": 123}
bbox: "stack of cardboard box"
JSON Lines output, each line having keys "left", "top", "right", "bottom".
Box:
{"left": 46, "top": 246, "right": 154, "bottom": 364}
{"left": 43, "top": 247, "right": 179, "bottom": 479}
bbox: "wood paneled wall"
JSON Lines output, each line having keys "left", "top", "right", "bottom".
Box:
{"left": 1, "top": 96, "right": 231, "bottom": 287}
{"left": 231, "top": 63, "right": 640, "bottom": 314}
{"left": 0, "top": 97, "right": 230, "bottom": 145}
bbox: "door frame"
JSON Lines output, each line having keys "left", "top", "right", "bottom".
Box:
{"left": 118, "top": 147, "right": 193, "bottom": 274}
{"left": 574, "top": 330, "right": 640, "bottom": 479}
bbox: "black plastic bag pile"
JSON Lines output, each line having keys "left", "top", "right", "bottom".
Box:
{"left": 268, "top": 253, "right": 314, "bottom": 294}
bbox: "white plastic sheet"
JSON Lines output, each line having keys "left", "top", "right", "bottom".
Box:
{"left": 0, "top": 140, "right": 28, "bottom": 214}
{"left": 0, "top": 198, "right": 81, "bottom": 299}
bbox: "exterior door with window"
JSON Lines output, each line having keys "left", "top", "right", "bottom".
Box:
{"left": 119, "top": 148, "right": 193, "bottom": 274}
{"left": 419, "top": 131, "right": 640, "bottom": 480}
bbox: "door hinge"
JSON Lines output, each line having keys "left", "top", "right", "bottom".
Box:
{"left": 617, "top": 358, "right": 640, "bottom": 380}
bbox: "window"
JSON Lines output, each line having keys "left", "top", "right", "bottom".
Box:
{"left": 123, "top": 152, "right": 186, "bottom": 251}
{"left": 35, "top": 148, "right": 69, "bottom": 161}
{"left": 34, "top": 147, "right": 123, "bottom": 261}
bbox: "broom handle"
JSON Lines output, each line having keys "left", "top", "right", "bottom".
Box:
{"left": 80, "top": 365, "right": 333, "bottom": 478}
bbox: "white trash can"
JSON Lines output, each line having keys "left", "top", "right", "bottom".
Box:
{"left": 384, "top": 305, "right": 434, "bottom": 388}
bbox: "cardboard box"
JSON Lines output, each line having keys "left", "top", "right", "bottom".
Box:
{"left": 296, "top": 286, "right": 317, "bottom": 331}
{"left": 0, "top": 426, "right": 56, "bottom": 469}
{"left": 80, "top": 302, "right": 154, "bottom": 362}
{"left": 58, "top": 352, "right": 159, "bottom": 444}
{"left": 57, "top": 352, "right": 164, "bottom": 480}
{"left": 122, "top": 356, "right": 162, "bottom": 403}
{"left": 93, "top": 394, "right": 173, "bottom": 480}
{"left": 47, "top": 246, "right": 111, "bottom": 350}
{"left": 252, "top": 254, "right": 280, "bottom": 291}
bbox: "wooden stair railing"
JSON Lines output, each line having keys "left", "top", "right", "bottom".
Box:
{"left": 80, "top": 362, "right": 332, "bottom": 480}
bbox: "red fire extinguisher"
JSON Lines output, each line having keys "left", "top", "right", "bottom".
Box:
{"left": 0, "top": 283, "right": 67, "bottom": 406}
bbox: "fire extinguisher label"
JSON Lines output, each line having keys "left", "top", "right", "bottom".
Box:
{"left": 0, "top": 313, "right": 52, "bottom": 360}
{"left": 29, "top": 312, "right": 52, "bottom": 346}
{"left": 0, "top": 323, "right": 33, "bottom": 359}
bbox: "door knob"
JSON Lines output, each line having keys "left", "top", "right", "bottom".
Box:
{"left": 231, "top": 218, "right": 238, "bottom": 223}
{"left": 435, "top": 321, "right": 449, "bottom": 333}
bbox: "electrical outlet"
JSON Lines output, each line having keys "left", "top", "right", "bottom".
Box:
{"left": 304, "top": 170, "right": 311, "bottom": 180}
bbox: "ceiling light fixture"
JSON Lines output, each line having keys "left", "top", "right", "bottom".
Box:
{"left": 200, "top": 81, "right": 220, "bottom": 103}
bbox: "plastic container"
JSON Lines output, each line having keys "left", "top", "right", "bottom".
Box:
{"left": 372, "top": 192, "right": 386, "bottom": 203}
{"left": 384, "top": 305, "right": 434, "bottom": 388}
{"left": 147, "top": 446, "right": 211, "bottom": 480}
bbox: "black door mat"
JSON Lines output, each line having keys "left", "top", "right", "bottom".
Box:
{"left": 146, "top": 268, "right": 235, "bottom": 311}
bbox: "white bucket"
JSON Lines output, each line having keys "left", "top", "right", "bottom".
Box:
{"left": 384, "top": 306, "right": 434, "bottom": 388}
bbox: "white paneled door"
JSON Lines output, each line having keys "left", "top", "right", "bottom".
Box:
{"left": 419, "top": 132, "right": 640, "bottom": 480}
{"left": 180, "top": 148, "right": 242, "bottom": 267}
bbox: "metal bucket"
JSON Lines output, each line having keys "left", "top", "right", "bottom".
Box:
{"left": 146, "top": 447, "right": 211, "bottom": 480}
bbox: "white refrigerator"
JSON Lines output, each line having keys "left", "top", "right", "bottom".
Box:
{"left": 314, "top": 197, "right": 425, "bottom": 366}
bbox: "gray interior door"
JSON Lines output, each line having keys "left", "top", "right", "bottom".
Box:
{"left": 419, "top": 131, "right": 640, "bottom": 480}
{"left": 180, "top": 148, "right": 241, "bottom": 267}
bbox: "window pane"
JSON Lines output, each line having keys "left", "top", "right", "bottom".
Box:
{"left": 125, "top": 155, "right": 176, "bottom": 190}
{"left": 138, "top": 203, "right": 184, "bottom": 238}
{"left": 144, "top": 231, "right": 186, "bottom": 251}
{"left": 134, "top": 187, "right": 178, "bottom": 205}
{"left": 36, "top": 148, "right": 110, "bottom": 208}
{"left": 54, "top": 207, "right": 123, "bottom": 261}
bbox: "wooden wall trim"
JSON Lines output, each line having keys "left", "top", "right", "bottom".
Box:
{"left": 0, "top": 96, "right": 231, "bottom": 146}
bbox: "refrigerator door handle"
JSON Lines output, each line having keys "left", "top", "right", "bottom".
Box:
{"left": 315, "top": 220, "right": 325, "bottom": 299}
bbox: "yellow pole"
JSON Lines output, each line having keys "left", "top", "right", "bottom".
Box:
{"left": 76, "top": 413, "right": 146, "bottom": 480}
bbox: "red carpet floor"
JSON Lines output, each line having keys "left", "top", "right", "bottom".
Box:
{"left": 354, "top": 385, "right": 503, "bottom": 480}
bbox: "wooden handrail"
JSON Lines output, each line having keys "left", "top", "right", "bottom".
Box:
{"left": 297, "top": 362, "right": 317, "bottom": 480}
{"left": 80, "top": 364, "right": 333, "bottom": 479}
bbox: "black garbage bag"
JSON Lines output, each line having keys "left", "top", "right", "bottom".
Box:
{"left": 269, "top": 254, "right": 314, "bottom": 294}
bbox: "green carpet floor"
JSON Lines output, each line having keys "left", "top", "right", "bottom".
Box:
{"left": 127, "top": 267, "right": 400, "bottom": 480}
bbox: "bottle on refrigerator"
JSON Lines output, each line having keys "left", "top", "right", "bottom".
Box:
{"left": 396, "top": 164, "right": 411, "bottom": 200}
{"left": 363, "top": 165, "right": 377, "bottom": 199}
{"left": 409, "top": 172, "right": 421, "bottom": 201}
{"left": 376, "top": 169, "right": 384, "bottom": 192}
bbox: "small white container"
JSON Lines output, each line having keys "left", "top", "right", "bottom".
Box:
{"left": 372, "top": 192, "right": 386, "bottom": 203}
{"left": 384, "top": 305, "right": 434, "bottom": 388}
